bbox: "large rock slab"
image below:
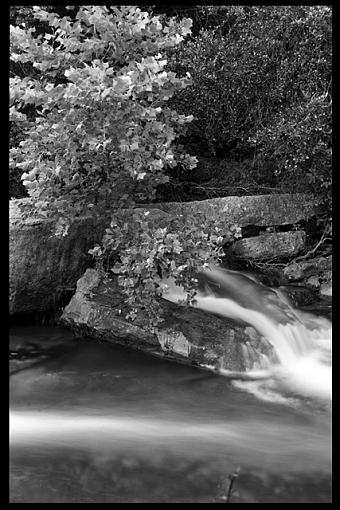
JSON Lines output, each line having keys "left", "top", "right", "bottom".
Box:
{"left": 151, "top": 193, "right": 317, "bottom": 227}
{"left": 60, "top": 269, "right": 275, "bottom": 372}
{"left": 229, "top": 231, "right": 306, "bottom": 259}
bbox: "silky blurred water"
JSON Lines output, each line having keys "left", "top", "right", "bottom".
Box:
{"left": 10, "top": 325, "right": 332, "bottom": 503}
{"left": 163, "top": 266, "right": 332, "bottom": 403}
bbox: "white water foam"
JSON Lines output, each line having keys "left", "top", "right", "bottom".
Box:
{"left": 162, "top": 266, "right": 332, "bottom": 403}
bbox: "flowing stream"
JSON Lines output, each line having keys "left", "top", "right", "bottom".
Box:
{"left": 10, "top": 267, "right": 332, "bottom": 503}
{"left": 162, "top": 266, "right": 332, "bottom": 404}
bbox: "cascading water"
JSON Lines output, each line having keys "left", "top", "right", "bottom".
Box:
{"left": 9, "top": 267, "right": 332, "bottom": 502}
{"left": 162, "top": 266, "right": 332, "bottom": 403}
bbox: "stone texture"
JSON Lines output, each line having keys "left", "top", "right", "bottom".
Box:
{"left": 283, "top": 255, "right": 332, "bottom": 281}
{"left": 229, "top": 231, "right": 306, "bottom": 259}
{"left": 320, "top": 281, "right": 332, "bottom": 297}
{"left": 9, "top": 200, "right": 111, "bottom": 314}
{"left": 60, "top": 269, "right": 275, "bottom": 372}
{"left": 305, "top": 275, "right": 321, "bottom": 288}
{"left": 151, "top": 193, "right": 317, "bottom": 227}
{"left": 281, "top": 255, "right": 332, "bottom": 299}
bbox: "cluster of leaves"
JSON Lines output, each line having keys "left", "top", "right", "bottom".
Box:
{"left": 10, "top": 6, "right": 197, "bottom": 220}
{"left": 89, "top": 207, "right": 240, "bottom": 327}
{"left": 142, "top": 5, "right": 235, "bottom": 37}
{"left": 9, "top": 5, "right": 74, "bottom": 198}
{"left": 10, "top": 5, "right": 239, "bottom": 325}
{"left": 164, "top": 6, "right": 332, "bottom": 215}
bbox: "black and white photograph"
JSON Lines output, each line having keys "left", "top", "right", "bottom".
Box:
{"left": 9, "top": 4, "right": 332, "bottom": 503}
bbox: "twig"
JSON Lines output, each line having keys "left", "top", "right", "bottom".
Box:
{"left": 292, "top": 224, "right": 332, "bottom": 264}
{"left": 226, "top": 467, "right": 241, "bottom": 503}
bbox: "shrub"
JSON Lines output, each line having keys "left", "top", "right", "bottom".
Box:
{"left": 10, "top": 6, "right": 197, "bottom": 217}
{"left": 10, "top": 6, "right": 238, "bottom": 325}
{"left": 251, "top": 93, "right": 332, "bottom": 204}
{"left": 165, "top": 6, "right": 332, "bottom": 197}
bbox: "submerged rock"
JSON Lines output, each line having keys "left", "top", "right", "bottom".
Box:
{"left": 277, "top": 285, "right": 318, "bottom": 307}
{"left": 9, "top": 332, "right": 75, "bottom": 375}
{"left": 60, "top": 269, "right": 275, "bottom": 372}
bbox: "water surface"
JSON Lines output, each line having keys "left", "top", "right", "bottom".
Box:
{"left": 10, "top": 326, "right": 332, "bottom": 503}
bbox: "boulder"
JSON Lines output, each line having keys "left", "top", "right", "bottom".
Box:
{"left": 60, "top": 269, "right": 275, "bottom": 372}
{"left": 229, "top": 231, "right": 306, "bottom": 259}
{"left": 9, "top": 200, "right": 111, "bottom": 314}
{"left": 151, "top": 193, "right": 317, "bottom": 227}
{"left": 320, "top": 281, "right": 332, "bottom": 297}
{"left": 305, "top": 275, "right": 321, "bottom": 288}
{"left": 283, "top": 255, "right": 332, "bottom": 282}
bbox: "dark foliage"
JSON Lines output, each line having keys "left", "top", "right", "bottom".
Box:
{"left": 160, "top": 6, "right": 331, "bottom": 219}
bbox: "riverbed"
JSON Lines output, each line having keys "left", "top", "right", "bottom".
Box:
{"left": 10, "top": 325, "right": 332, "bottom": 503}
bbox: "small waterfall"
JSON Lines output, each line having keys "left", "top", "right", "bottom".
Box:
{"left": 162, "top": 266, "right": 332, "bottom": 402}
